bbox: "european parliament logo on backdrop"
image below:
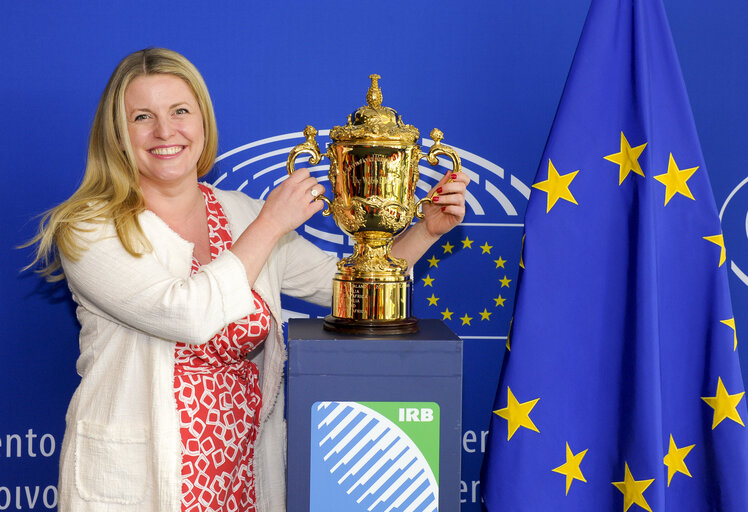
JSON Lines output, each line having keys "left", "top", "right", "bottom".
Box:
{"left": 720, "top": 176, "right": 748, "bottom": 294}
{"left": 481, "top": 0, "right": 748, "bottom": 511}
{"left": 208, "top": 131, "right": 530, "bottom": 340}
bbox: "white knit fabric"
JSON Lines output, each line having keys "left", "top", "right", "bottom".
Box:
{"left": 58, "top": 186, "right": 336, "bottom": 511}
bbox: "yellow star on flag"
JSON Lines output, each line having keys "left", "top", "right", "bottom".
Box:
{"left": 460, "top": 313, "right": 473, "bottom": 326}
{"left": 441, "top": 308, "right": 453, "bottom": 321}
{"left": 552, "top": 442, "right": 588, "bottom": 495}
{"left": 427, "top": 294, "right": 439, "bottom": 306}
{"left": 604, "top": 131, "right": 647, "bottom": 185}
{"left": 663, "top": 434, "right": 694, "bottom": 487}
{"left": 653, "top": 153, "right": 698, "bottom": 205}
{"left": 480, "top": 242, "right": 493, "bottom": 254}
{"left": 500, "top": 276, "right": 512, "bottom": 288}
{"left": 422, "top": 275, "right": 434, "bottom": 287}
{"left": 519, "top": 235, "right": 525, "bottom": 269}
{"left": 493, "top": 387, "right": 540, "bottom": 440}
{"left": 702, "top": 377, "right": 746, "bottom": 429}
{"left": 612, "top": 463, "right": 654, "bottom": 512}
{"left": 532, "top": 159, "right": 579, "bottom": 213}
{"left": 494, "top": 256, "right": 507, "bottom": 268}
{"left": 703, "top": 234, "right": 726, "bottom": 267}
{"left": 426, "top": 255, "right": 440, "bottom": 268}
{"left": 494, "top": 295, "right": 507, "bottom": 307}
{"left": 721, "top": 318, "right": 738, "bottom": 351}
{"left": 442, "top": 241, "right": 454, "bottom": 254}
{"left": 462, "top": 236, "right": 474, "bottom": 249}
{"left": 479, "top": 308, "right": 491, "bottom": 321}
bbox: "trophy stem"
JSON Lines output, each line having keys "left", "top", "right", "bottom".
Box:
{"left": 336, "top": 234, "right": 407, "bottom": 276}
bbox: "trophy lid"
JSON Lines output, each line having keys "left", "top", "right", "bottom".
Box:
{"left": 329, "top": 74, "right": 420, "bottom": 144}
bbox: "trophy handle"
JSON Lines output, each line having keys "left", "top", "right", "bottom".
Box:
{"left": 286, "top": 125, "right": 332, "bottom": 216}
{"left": 415, "top": 128, "right": 463, "bottom": 219}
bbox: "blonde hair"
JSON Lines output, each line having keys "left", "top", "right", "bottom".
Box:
{"left": 25, "top": 48, "right": 218, "bottom": 280}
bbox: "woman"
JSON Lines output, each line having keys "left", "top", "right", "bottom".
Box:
{"left": 27, "top": 48, "right": 469, "bottom": 512}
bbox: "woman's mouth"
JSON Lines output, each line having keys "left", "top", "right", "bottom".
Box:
{"left": 149, "top": 146, "right": 184, "bottom": 157}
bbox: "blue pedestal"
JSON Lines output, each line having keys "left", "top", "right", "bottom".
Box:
{"left": 287, "top": 318, "right": 463, "bottom": 512}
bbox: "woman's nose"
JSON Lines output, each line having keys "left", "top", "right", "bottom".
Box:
{"left": 153, "top": 116, "right": 175, "bottom": 139}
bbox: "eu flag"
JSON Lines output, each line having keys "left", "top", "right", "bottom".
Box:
{"left": 481, "top": 1, "right": 748, "bottom": 510}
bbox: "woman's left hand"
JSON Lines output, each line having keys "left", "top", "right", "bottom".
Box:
{"left": 390, "top": 169, "right": 469, "bottom": 269}
{"left": 420, "top": 171, "right": 470, "bottom": 238}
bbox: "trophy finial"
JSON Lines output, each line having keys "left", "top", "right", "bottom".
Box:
{"left": 303, "top": 125, "right": 318, "bottom": 141}
{"left": 331, "top": 74, "right": 419, "bottom": 144}
{"left": 367, "top": 74, "right": 383, "bottom": 108}
{"left": 430, "top": 128, "right": 444, "bottom": 145}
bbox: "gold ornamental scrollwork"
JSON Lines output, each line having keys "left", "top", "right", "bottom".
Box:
{"left": 331, "top": 197, "right": 367, "bottom": 234}
{"left": 286, "top": 125, "right": 332, "bottom": 216}
{"left": 337, "top": 241, "right": 408, "bottom": 274}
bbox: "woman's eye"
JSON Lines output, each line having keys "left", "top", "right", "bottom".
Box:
{"left": 175, "top": 108, "right": 189, "bottom": 115}
{"left": 134, "top": 113, "right": 149, "bottom": 121}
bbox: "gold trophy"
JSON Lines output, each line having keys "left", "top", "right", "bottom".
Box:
{"left": 287, "top": 75, "right": 461, "bottom": 335}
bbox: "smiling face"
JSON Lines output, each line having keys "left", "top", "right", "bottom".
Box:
{"left": 124, "top": 74, "right": 205, "bottom": 194}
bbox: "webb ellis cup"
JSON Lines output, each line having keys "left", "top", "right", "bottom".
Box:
{"left": 287, "top": 75, "right": 462, "bottom": 334}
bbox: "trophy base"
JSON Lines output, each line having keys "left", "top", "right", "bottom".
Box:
{"left": 327, "top": 275, "right": 417, "bottom": 335}
{"left": 323, "top": 315, "right": 419, "bottom": 336}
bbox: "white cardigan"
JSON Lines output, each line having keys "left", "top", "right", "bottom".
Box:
{"left": 57, "top": 187, "right": 337, "bottom": 512}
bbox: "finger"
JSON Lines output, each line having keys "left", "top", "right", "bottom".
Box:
{"left": 431, "top": 182, "right": 466, "bottom": 200}
{"left": 438, "top": 200, "right": 466, "bottom": 216}
{"left": 310, "top": 197, "right": 326, "bottom": 212}
{"left": 434, "top": 172, "right": 451, "bottom": 188}
{"left": 287, "top": 167, "right": 311, "bottom": 183}
{"left": 445, "top": 171, "right": 469, "bottom": 186}
{"left": 432, "top": 193, "right": 464, "bottom": 208}
{"left": 299, "top": 179, "right": 325, "bottom": 200}
{"left": 450, "top": 172, "right": 470, "bottom": 187}
{"left": 296, "top": 175, "right": 320, "bottom": 190}
{"left": 285, "top": 175, "right": 316, "bottom": 196}
{"left": 304, "top": 195, "right": 326, "bottom": 216}
{"left": 442, "top": 170, "right": 466, "bottom": 183}
{"left": 307, "top": 184, "right": 326, "bottom": 202}
{"left": 433, "top": 171, "right": 468, "bottom": 193}
{"left": 437, "top": 180, "right": 467, "bottom": 193}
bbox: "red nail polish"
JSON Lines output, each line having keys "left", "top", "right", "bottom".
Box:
{"left": 437, "top": 187, "right": 443, "bottom": 194}
{"left": 451, "top": 173, "right": 458, "bottom": 180}
{"left": 433, "top": 196, "right": 440, "bottom": 202}
{"left": 441, "top": 206, "right": 446, "bottom": 211}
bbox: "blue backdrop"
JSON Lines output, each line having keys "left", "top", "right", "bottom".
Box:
{"left": 2, "top": 1, "right": 747, "bottom": 510}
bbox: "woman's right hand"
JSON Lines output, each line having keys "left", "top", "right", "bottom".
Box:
{"left": 230, "top": 168, "right": 326, "bottom": 288}
{"left": 256, "top": 168, "right": 326, "bottom": 238}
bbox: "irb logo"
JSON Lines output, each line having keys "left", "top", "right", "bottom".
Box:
{"left": 398, "top": 407, "right": 434, "bottom": 422}
{"left": 312, "top": 401, "right": 439, "bottom": 511}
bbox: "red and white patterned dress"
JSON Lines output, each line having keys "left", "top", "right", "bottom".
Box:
{"left": 174, "top": 184, "right": 270, "bottom": 512}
